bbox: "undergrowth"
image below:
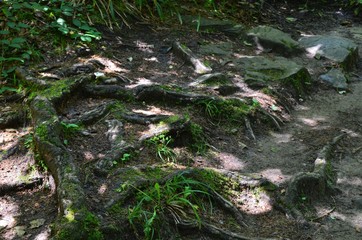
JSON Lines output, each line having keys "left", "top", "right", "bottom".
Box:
{"left": 128, "top": 172, "right": 211, "bottom": 239}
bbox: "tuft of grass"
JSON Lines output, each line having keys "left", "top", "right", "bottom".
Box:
{"left": 147, "top": 134, "right": 176, "bottom": 162}
{"left": 128, "top": 172, "right": 211, "bottom": 239}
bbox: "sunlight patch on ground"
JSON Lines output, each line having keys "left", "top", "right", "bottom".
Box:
{"left": 83, "top": 151, "right": 95, "bottom": 161}
{"left": 98, "top": 184, "right": 108, "bottom": 195}
{"left": 215, "top": 152, "right": 245, "bottom": 170}
{"left": 126, "top": 77, "right": 153, "bottom": 88}
{"left": 330, "top": 211, "right": 362, "bottom": 230}
{"left": 298, "top": 116, "right": 327, "bottom": 127}
{"left": 144, "top": 57, "right": 159, "bottom": 62}
{"left": 139, "top": 123, "right": 169, "bottom": 141}
{"left": 342, "top": 128, "right": 360, "bottom": 137}
{"left": 89, "top": 56, "right": 129, "bottom": 73}
{"left": 236, "top": 188, "right": 273, "bottom": 215}
{"left": 269, "top": 132, "right": 293, "bottom": 143}
{"left": 132, "top": 106, "right": 174, "bottom": 116}
{"left": 134, "top": 40, "right": 154, "bottom": 53}
{"left": 337, "top": 176, "right": 362, "bottom": 186}
{"left": 0, "top": 199, "right": 19, "bottom": 239}
{"left": 260, "top": 168, "right": 291, "bottom": 184}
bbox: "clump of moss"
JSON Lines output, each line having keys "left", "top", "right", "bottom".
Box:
{"left": 56, "top": 210, "right": 104, "bottom": 240}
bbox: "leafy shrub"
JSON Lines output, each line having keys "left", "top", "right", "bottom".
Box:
{"left": 0, "top": 0, "right": 101, "bottom": 80}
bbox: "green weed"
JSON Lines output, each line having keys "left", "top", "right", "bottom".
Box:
{"left": 148, "top": 134, "right": 176, "bottom": 162}
{"left": 128, "top": 173, "right": 210, "bottom": 239}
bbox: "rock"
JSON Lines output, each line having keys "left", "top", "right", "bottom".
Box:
{"left": 216, "top": 85, "right": 241, "bottom": 96}
{"left": 189, "top": 73, "right": 233, "bottom": 87}
{"left": 352, "top": 198, "right": 362, "bottom": 210}
{"left": 348, "top": 27, "right": 362, "bottom": 41}
{"left": 299, "top": 35, "right": 358, "bottom": 71}
{"left": 0, "top": 219, "right": 8, "bottom": 231}
{"left": 199, "top": 42, "right": 233, "bottom": 56}
{"left": 247, "top": 26, "right": 301, "bottom": 55}
{"left": 14, "top": 225, "right": 27, "bottom": 237}
{"left": 319, "top": 68, "right": 348, "bottom": 90}
{"left": 29, "top": 218, "right": 46, "bottom": 229}
{"left": 235, "top": 56, "right": 311, "bottom": 96}
{"left": 181, "top": 15, "right": 245, "bottom": 36}
{"left": 172, "top": 41, "right": 212, "bottom": 74}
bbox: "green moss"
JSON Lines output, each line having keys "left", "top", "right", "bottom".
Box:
{"left": 189, "top": 123, "right": 207, "bottom": 154}
{"left": 40, "top": 78, "right": 72, "bottom": 100}
{"left": 57, "top": 209, "right": 104, "bottom": 240}
{"left": 198, "top": 98, "right": 259, "bottom": 123}
{"left": 35, "top": 124, "right": 49, "bottom": 141}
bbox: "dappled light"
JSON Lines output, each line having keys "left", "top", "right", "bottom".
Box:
{"left": 305, "top": 43, "right": 323, "bottom": 59}
{"left": 89, "top": 55, "right": 129, "bottom": 73}
{"left": 260, "top": 168, "right": 291, "bottom": 184}
{"left": 215, "top": 152, "right": 246, "bottom": 170}
{"left": 236, "top": 188, "right": 273, "bottom": 215}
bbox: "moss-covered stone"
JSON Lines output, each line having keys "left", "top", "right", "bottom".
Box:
{"left": 235, "top": 56, "right": 312, "bottom": 97}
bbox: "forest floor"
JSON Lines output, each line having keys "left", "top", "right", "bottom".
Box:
{"left": 1, "top": 2, "right": 362, "bottom": 240}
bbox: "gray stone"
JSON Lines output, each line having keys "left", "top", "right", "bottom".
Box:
{"left": 247, "top": 26, "right": 301, "bottom": 55}
{"left": 199, "top": 42, "right": 233, "bottom": 56}
{"left": 319, "top": 69, "right": 348, "bottom": 90}
{"left": 182, "top": 15, "right": 245, "bottom": 36}
{"left": 189, "top": 73, "right": 233, "bottom": 87}
{"left": 299, "top": 35, "right": 358, "bottom": 71}
{"left": 349, "top": 27, "right": 362, "bottom": 41}
{"left": 235, "top": 56, "right": 311, "bottom": 96}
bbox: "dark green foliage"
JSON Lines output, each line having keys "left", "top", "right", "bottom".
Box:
{"left": 0, "top": 0, "right": 100, "bottom": 81}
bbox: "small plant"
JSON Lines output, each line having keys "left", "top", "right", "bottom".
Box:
{"left": 148, "top": 134, "right": 176, "bottom": 162}
{"left": 128, "top": 173, "right": 211, "bottom": 239}
{"left": 199, "top": 99, "right": 221, "bottom": 118}
{"left": 189, "top": 123, "right": 207, "bottom": 155}
{"left": 112, "top": 153, "right": 132, "bottom": 166}
{"left": 61, "top": 122, "right": 81, "bottom": 144}
{"left": 24, "top": 134, "right": 34, "bottom": 149}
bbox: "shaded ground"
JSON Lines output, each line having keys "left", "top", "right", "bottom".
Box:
{"left": 1, "top": 2, "right": 362, "bottom": 239}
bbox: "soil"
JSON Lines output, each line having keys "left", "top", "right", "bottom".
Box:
{"left": 1, "top": 2, "right": 362, "bottom": 240}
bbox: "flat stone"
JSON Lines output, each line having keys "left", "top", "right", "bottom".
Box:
{"left": 199, "top": 42, "right": 233, "bottom": 56}
{"left": 319, "top": 68, "right": 348, "bottom": 90}
{"left": 189, "top": 73, "right": 233, "bottom": 87}
{"left": 349, "top": 27, "right": 362, "bottom": 41}
{"left": 182, "top": 15, "right": 245, "bottom": 36}
{"left": 299, "top": 35, "right": 358, "bottom": 71}
{"left": 235, "top": 56, "right": 311, "bottom": 96}
{"left": 247, "top": 26, "right": 301, "bottom": 55}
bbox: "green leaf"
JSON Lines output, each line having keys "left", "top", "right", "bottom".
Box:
{"left": 12, "top": 38, "right": 26, "bottom": 44}
{"left": 0, "top": 87, "right": 18, "bottom": 94}
{"left": 80, "top": 36, "right": 92, "bottom": 42}
{"left": 0, "top": 40, "right": 10, "bottom": 45}
{"left": 56, "top": 18, "right": 66, "bottom": 26}
{"left": 18, "top": 23, "right": 30, "bottom": 28}
{"left": 7, "top": 22, "right": 17, "bottom": 29}
{"left": 0, "top": 30, "right": 10, "bottom": 35}
{"left": 72, "top": 19, "right": 82, "bottom": 27}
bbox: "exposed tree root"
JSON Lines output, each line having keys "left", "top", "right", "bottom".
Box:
{"left": 30, "top": 96, "right": 91, "bottom": 237}
{"left": 119, "top": 112, "right": 169, "bottom": 125}
{"left": 65, "top": 102, "right": 114, "bottom": 125}
{"left": 135, "top": 85, "right": 210, "bottom": 104}
{"left": 172, "top": 41, "right": 212, "bottom": 74}
{"left": 285, "top": 133, "right": 346, "bottom": 220}
{"left": 0, "top": 177, "right": 43, "bottom": 196}
{"left": 0, "top": 107, "right": 27, "bottom": 129}
{"left": 83, "top": 84, "right": 134, "bottom": 100}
